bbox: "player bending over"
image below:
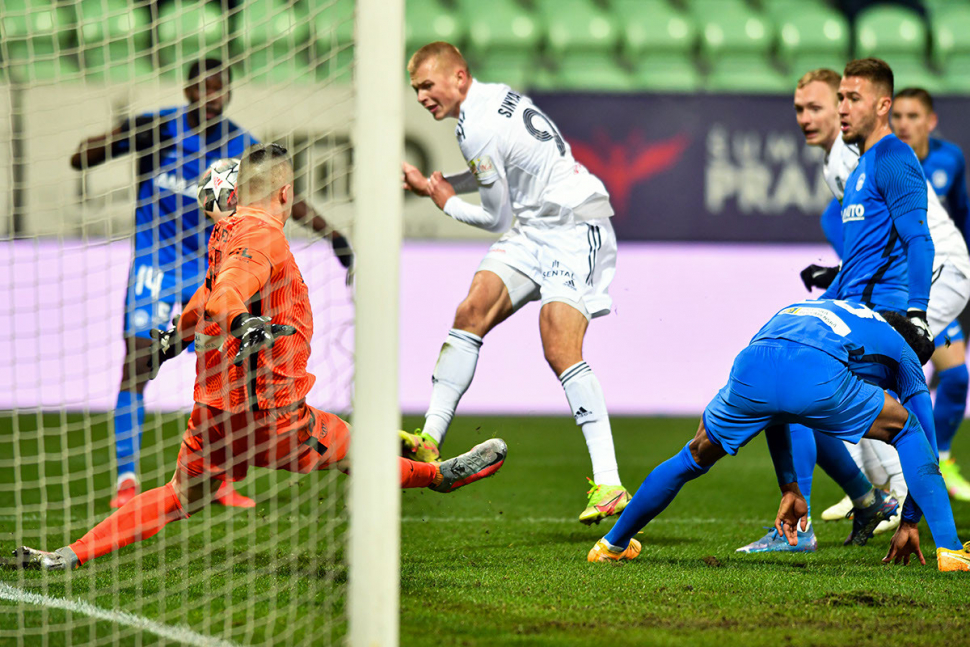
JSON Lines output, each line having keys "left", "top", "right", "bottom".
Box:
{"left": 588, "top": 300, "right": 970, "bottom": 572}
{"left": 14, "top": 144, "right": 506, "bottom": 571}
{"left": 72, "top": 59, "right": 354, "bottom": 510}
{"left": 401, "top": 42, "right": 628, "bottom": 524}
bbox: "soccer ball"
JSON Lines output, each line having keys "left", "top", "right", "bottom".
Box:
{"left": 197, "top": 158, "right": 239, "bottom": 221}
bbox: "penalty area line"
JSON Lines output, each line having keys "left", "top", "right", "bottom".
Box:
{"left": 0, "top": 582, "right": 241, "bottom": 647}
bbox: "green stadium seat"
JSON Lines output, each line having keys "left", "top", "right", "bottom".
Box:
{"left": 312, "top": 0, "right": 354, "bottom": 84}
{"left": 761, "top": 0, "right": 832, "bottom": 23}
{"left": 0, "top": 0, "right": 78, "bottom": 81}
{"left": 552, "top": 53, "right": 632, "bottom": 92}
{"left": 472, "top": 52, "right": 535, "bottom": 90}
{"left": 786, "top": 53, "right": 847, "bottom": 85}
{"left": 705, "top": 55, "right": 790, "bottom": 94}
{"left": 458, "top": 0, "right": 541, "bottom": 88}
{"left": 930, "top": 5, "right": 970, "bottom": 70}
{"left": 234, "top": 0, "right": 313, "bottom": 84}
{"left": 854, "top": 5, "right": 928, "bottom": 60}
{"left": 886, "top": 56, "right": 945, "bottom": 94}
{"left": 776, "top": 4, "right": 849, "bottom": 70}
{"left": 405, "top": 0, "right": 464, "bottom": 56}
{"left": 630, "top": 55, "right": 701, "bottom": 92}
{"left": 696, "top": 1, "right": 773, "bottom": 63}
{"left": 536, "top": 0, "right": 622, "bottom": 91}
{"left": 155, "top": 0, "right": 229, "bottom": 78}
{"left": 76, "top": 0, "right": 153, "bottom": 82}
{"left": 614, "top": 0, "right": 696, "bottom": 63}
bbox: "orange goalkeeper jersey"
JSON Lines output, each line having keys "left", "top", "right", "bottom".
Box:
{"left": 194, "top": 206, "right": 315, "bottom": 412}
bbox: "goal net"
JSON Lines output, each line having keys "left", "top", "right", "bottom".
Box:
{"left": 0, "top": 0, "right": 402, "bottom": 644}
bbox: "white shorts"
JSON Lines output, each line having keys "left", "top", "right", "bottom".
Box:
{"left": 478, "top": 218, "right": 617, "bottom": 320}
{"left": 928, "top": 257, "right": 970, "bottom": 337}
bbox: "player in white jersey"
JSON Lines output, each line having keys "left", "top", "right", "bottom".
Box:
{"left": 795, "top": 69, "right": 970, "bottom": 526}
{"left": 400, "top": 42, "right": 630, "bottom": 524}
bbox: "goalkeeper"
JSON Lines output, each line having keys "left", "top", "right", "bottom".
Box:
{"left": 71, "top": 59, "right": 354, "bottom": 509}
{"left": 15, "top": 144, "right": 506, "bottom": 571}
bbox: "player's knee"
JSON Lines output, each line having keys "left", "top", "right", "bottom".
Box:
{"left": 689, "top": 425, "right": 726, "bottom": 468}
{"left": 453, "top": 298, "right": 487, "bottom": 335}
{"left": 543, "top": 342, "right": 581, "bottom": 376}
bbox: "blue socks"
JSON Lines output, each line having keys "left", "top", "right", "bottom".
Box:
{"left": 813, "top": 430, "right": 872, "bottom": 502}
{"left": 934, "top": 364, "right": 968, "bottom": 455}
{"left": 605, "top": 442, "right": 710, "bottom": 548}
{"left": 791, "top": 425, "right": 817, "bottom": 518}
{"left": 893, "top": 413, "right": 961, "bottom": 550}
{"left": 113, "top": 390, "right": 145, "bottom": 479}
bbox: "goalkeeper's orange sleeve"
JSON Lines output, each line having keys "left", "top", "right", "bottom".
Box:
{"left": 177, "top": 286, "right": 205, "bottom": 340}
{"left": 205, "top": 249, "right": 272, "bottom": 334}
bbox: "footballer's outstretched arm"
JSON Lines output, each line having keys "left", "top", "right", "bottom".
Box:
{"left": 71, "top": 125, "right": 125, "bottom": 170}
{"left": 177, "top": 285, "right": 206, "bottom": 340}
{"left": 289, "top": 199, "right": 353, "bottom": 271}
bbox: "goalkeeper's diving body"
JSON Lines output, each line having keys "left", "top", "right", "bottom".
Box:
{"left": 588, "top": 299, "right": 970, "bottom": 572}
{"left": 71, "top": 58, "right": 354, "bottom": 510}
{"left": 15, "top": 144, "right": 507, "bottom": 571}
{"left": 401, "top": 41, "right": 629, "bottom": 524}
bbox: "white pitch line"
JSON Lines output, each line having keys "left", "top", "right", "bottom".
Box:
{"left": 0, "top": 582, "right": 241, "bottom": 647}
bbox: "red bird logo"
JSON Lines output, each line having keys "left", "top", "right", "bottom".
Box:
{"left": 570, "top": 131, "right": 690, "bottom": 213}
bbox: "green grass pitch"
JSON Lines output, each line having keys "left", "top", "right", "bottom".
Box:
{"left": 2, "top": 412, "right": 970, "bottom": 646}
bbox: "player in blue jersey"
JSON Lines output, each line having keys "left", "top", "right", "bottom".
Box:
{"left": 72, "top": 59, "right": 354, "bottom": 509}
{"left": 893, "top": 87, "right": 970, "bottom": 501}
{"left": 820, "top": 59, "right": 935, "bottom": 332}
{"left": 588, "top": 300, "right": 970, "bottom": 572}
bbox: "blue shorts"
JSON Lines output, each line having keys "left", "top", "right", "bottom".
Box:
{"left": 934, "top": 320, "right": 964, "bottom": 349}
{"left": 124, "top": 260, "right": 204, "bottom": 339}
{"left": 703, "top": 340, "right": 885, "bottom": 455}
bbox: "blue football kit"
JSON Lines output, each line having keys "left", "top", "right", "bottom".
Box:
{"left": 113, "top": 107, "right": 256, "bottom": 482}
{"left": 118, "top": 108, "right": 256, "bottom": 338}
{"left": 602, "top": 300, "right": 961, "bottom": 553}
{"left": 822, "top": 134, "right": 934, "bottom": 315}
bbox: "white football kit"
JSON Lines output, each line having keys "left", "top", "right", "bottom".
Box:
{"left": 824, "top": 134, "right": 970, "bottom": 336}
{"left": 443, "top": 79, "right": 617, "bottom": 319}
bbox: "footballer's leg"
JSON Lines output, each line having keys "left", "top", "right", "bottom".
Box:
{"left": 932, "top": 337, "right": 970, "bottom": 500}
{"left": 540, "top": 301, "right": 628, "bottom": 524}
{"left": 589, "top": 420, "right": 721, "bottom": 563}
{"left": 407, "top": 268, "right": 523, "bottom": 460}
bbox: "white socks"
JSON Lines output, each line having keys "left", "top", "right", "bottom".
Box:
{"left": 864, "top": 439, "right": 907, "bottom": 498}
{"left": 423, "top": 329, "right": 482, "bottom": 445}
{"left": 560, "top": 361, "right": 621, "bottom": 486}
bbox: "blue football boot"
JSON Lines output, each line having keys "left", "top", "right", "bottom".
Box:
{"left": 736, "top": 522, "right": 817, "bottom": 553}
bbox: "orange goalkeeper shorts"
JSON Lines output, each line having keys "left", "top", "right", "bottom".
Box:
{"left": 176, "top": 401, "right": 350, "bottom": 482}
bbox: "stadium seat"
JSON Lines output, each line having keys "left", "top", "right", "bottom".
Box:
{"left": 776, "top": 4, "right": 849, "bottom": 71}
{"left": 854, "top": 5, "right": 928, "bottom": 61}
{"left": 630, "top": 57, "right": 701, "bottom": 92}
{"left": 155, "top": 0, "right": 229, "bottom": 79}
{"left": 458, "top": 0, "right": 541, "bottom": 89}
{"left": 234, "top": 0, "right": 313, "bottom": 84}
{"left": 75, "top": 0, "right": 153, "bottom": 83}
{"left": 311, "top": 0, "right": 354, "bottom": 84}
{"left": 0, "top": 0, "right": 79, "bottom": 82}
{"left": 886, "top": 56, "right": 945, "bottom": 94}
{"left": 761, "top": 0, "right": 832, "bottom": 23}
{"left": 612, "top": 0, "right": 700, "bottom": 92}
{"left": 536, "top": 0, "right": 627, "bottom": 91}
{"left": 694, "top": 1, "right": 782, "bottom": 93}
{"left": 930, "top": 4, "right": 970, "bottom": 80}
{"left": 405, "top": 0, "right": 464, "bottom": 57}
{"left": 705, "top": 56, "right": 790, "bottom": 94}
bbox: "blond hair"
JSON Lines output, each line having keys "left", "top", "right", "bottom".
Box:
{"left": 797, "top": 68, "right": 841, "bottom": 92}
{"left": 407, "top": 41, "right": 470, "bottom": 76}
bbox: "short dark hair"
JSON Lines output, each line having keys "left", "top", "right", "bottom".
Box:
{"left": 895, "top": 87, "right": 934, "bottom": 112}
{"left": 843, "top": 58, "right": 894, "bottom": 97}
{"left": 187, "top": 58, "right": 232, "bottom": 85}
{"left": 244, "top": 142, "right": 289, "bottom": 167}
{"left": 881, "top": 311, "right": 934, "bottom": 365}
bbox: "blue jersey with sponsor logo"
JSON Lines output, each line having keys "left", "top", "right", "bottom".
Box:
{"left": 823, "top": 134, "right": 932, "bottom": 314}
{"left": 116, "top": 107, "right": 256, "bottom": 279}
{"left": 923, "top": 137, "right": 970, "bottom": 240}
{"left": 752, "top": 299, "right": 927, "bottom": 402}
